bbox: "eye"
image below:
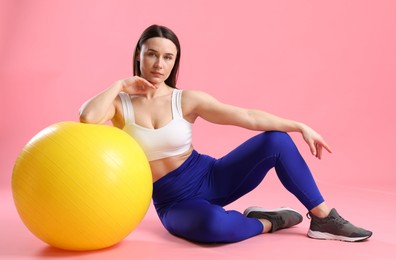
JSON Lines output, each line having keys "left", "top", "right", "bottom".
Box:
{"left": 164, "top": 55, "right": 174, "bottom": 61}
{"left": 146, "top": 51, "right": 157, "bottom": 58}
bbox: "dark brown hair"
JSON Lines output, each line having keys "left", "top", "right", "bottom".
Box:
{"left": 133, "top": 25, "right": 181, "bottom": 88}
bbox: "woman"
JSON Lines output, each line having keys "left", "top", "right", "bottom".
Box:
{"left": 80, "top": 24, "right": 372, "bottom": 243}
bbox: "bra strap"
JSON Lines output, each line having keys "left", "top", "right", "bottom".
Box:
{"left": 171, "top": 89, "right": 183, "bottom": 119}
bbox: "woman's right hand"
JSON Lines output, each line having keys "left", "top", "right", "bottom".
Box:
{"left": 79, "top": 76, "right": 156, "bottom": 124}
{"left": 300, "top": 123, "right": 332, "bottom": 160}
{"left": 120, "top": 76, "right": 157, "bottom": 94}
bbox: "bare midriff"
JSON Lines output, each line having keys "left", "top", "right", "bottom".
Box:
{"left": 149, "top": 146, "right": 194, "bottom": 182}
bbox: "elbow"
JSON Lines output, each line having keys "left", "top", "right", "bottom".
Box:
{"left": 79, "top": 113, "right": 90, "bottom": 123}
{"left": 79, "top": 104, "right": 91, "bottom": 123}
{"left": 78, "top": 102, "right": 115, "bottom": 124}
{"left": 79, "top": 112, "right": 91, "bottom": 124}
{"left": 79, "top": 109, "right": 111, "bottom": 125}
{"left": 78, "top": 103, "right": 103, "bottom": 124}
{"left": 79, "top": 110, "right": 98, "bottom": 124}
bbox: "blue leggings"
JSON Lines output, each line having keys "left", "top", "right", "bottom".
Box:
{"left": 152, "top": 131, "right": 324, "bottom": 243}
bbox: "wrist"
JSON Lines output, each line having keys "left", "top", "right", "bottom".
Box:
{"left": 113, "top": 80, "right": 125, "bottom": 92}
{"left": 295, "top": 122, "right": 306, "bottom": 133}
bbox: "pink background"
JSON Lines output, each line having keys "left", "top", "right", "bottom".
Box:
{"left": 0, "top": 0, "right": 395, "bottom": 259}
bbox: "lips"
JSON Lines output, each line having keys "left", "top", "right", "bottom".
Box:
{"left": 151, "top": 71, "right": 163, "bottom": 76}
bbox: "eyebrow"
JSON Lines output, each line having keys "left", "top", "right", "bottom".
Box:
{"left": 147, "top": 48, "right": 175, "bottom": 56}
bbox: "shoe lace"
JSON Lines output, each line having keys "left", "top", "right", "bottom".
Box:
{"left": 306, "top": 212, "right": 349, "bottom": 225}
{"left": 331, "top": 214, "right": 349, "bottom": 225}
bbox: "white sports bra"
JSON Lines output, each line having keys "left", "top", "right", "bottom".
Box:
{"left": 119, "top": 89, "right": 193, "bottom": 161}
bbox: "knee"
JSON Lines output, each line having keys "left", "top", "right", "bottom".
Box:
{"left": 168, "top": 209, "right": 233, "bottom": 243}
{"left": 183, "top": 210, "right": 257, "bottom": 243}
{"left": 259, "top": 131, "right": 294, "bottom": 149}
{"left": 185, "top": 210, "right": 228, "bottom": 242}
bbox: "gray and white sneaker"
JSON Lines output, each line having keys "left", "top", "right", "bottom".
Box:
{"left": 307, "top": 208, "right": 372, "bottom": 242}
{"left": 244, "top": 206, "right": 303, "bottom": 232}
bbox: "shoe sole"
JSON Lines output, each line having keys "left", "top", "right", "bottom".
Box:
{"left": 307, "top": 229, "right": 372, "bottom": 242}
{"left": 244, "top": 206, "right": 302, "bottom": 219}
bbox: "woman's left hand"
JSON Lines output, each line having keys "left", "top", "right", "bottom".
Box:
{"left": 300, "top": 124, "right": 332, "bottom": 159}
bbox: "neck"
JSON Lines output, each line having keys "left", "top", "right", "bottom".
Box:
{"left": 145, "top": 84, "right": 173, "bottom": 99}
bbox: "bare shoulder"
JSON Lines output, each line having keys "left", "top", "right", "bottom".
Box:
{"left": 181, "top": 89, "right": 218, "bottom": 106}
{"left": 179, "top": 90, "right": 212, "bottom": 122}
{"left": 180, "top": 89, "right": 206, "bottom": 97}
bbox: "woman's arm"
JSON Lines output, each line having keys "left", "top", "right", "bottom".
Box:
{"left": 79, "top": 76, "right": 156, "bottom": 124}
{"left": 79, "top": 81, "right": 122, "bottom": 124}
{"left": 184, "top": 90, "right": 332, "bottom": 159}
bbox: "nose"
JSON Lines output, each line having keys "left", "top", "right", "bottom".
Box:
{"left": 154, "top": 57, "right": 163, "bottom": 69}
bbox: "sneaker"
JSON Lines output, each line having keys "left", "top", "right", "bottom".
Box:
{"left": 244, "top": 206, "right": 303, "bottom": 232}
{"left": 307, "top": 208, "right": 372, "bottom": 242}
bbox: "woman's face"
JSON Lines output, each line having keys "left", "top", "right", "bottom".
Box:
{"left": 138, "top": 37, "right": 177, "bottom": 85}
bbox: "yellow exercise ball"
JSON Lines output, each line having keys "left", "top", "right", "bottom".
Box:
{"left": 12, "top": 122, "right": 152, "bottom": 251}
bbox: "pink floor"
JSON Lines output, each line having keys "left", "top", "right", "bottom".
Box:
{"left": 1, "top": 175, "right": 395, "bottom": 260}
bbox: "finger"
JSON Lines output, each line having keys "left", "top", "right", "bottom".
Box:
{"left": 138, "top": 77, "right": 157, "bottom": 89}
{"left": 320, "top": 139, "right": 332, "bottom": 154}
{"left": 316, "top": 143, "right": 322, "bottom": 159}
{"left": 137, "top": 85, "right": 146, "bottom": 91}
{"left": 145, "top": 82, "right": 157, "bottom": 89}
{"left": 309, "top": 141, "right": 317, "bottom": 157}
